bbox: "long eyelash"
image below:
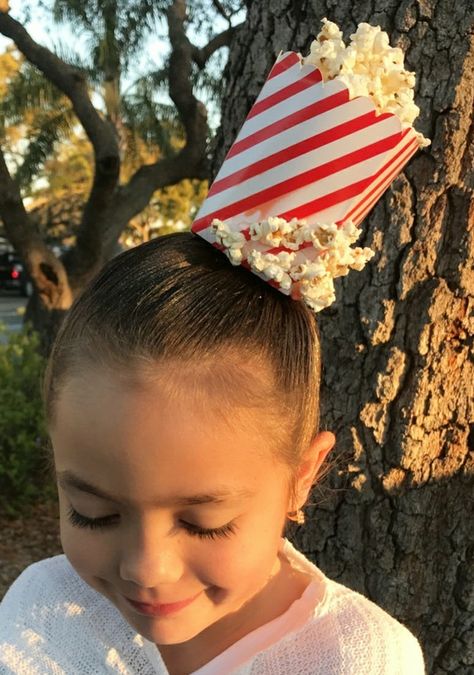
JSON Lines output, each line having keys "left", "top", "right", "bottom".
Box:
{"left": 66, "top": 506, "right": 236, "bottom": 540}
{"left": 67, "top": 506, "right": 117, "bottom": 531}
{"left": 185, "top": 521, "right": 236, "bottom": 540}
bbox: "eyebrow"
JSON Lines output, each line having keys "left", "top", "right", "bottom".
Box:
{"left": 56, "top": 470, "right": 253, "bottom": 507}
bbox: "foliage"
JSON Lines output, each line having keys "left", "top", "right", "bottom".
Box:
{"left": 155, "top": 178, "right": 208, "bottom": 224}
{"left": 0, "top": 47, "right": 77, "bottom": 192}
{"left": 0, "top": 47, "right": 26, "bottom": 165}
{"left": 0, "top": 323, "right": 55, "bottom": 516}
{"left": 50, "top": 0, "right": 167, "bottom": 72}
{"left": 21, "top": 130, "right": 208, "bottom": 246}
{"left": 41, "top": 134, "right": 94, "bottom": 196}
{"left": 120, "top": 178, "right": 208, "bottom": 246}
{"left": 0, "top": 44, "right": 19, "bottom": 98}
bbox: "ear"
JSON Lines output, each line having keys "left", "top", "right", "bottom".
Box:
{"left": 290, "top": 431, "right": 335, "bottom": 510}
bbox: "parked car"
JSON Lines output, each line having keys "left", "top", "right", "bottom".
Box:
{"left": 0, "top": 239, "right": 34, "bottom": 297}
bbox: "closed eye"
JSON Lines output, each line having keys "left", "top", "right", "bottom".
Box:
{"left": 182, "top": 519, "right": 237, "bottom": 540}
{"left": 65, "top": 506, "right": 237, "bottom": 540}
{"left": 66, "top": 506, "right": 118, "bottom": 531}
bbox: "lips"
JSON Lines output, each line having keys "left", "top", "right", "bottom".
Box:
{"left": 125, "top": 590, "right": 202, "bottom": 616}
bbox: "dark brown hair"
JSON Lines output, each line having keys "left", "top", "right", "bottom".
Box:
{"left": 43, "top": 232, "right": 322, "bottom": 505}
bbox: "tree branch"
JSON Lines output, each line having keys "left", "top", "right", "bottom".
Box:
{"left": 0, "top": 9, "right": 120, "bottom": 283}
{"left": 191, "top": 24, "right": 242, "bottom": 70}
{"left": 102, "top": 151, "right": 209, "bottom": 256}
{"left": 0, "top": 144, "right": 71, "bottom": 309}
{"left": 212, "top": 0, "right": 231, "bottom": 24}
{"left": 101, "top": 0, "right": 211, "bottom": 256}
{"left": 0, "top": 11, "right": 118, "bottom": 161}
{"left": 166, "top": 0, "right": 208, "bottom": 150}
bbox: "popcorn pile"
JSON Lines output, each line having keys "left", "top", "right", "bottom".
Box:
{"left": 212, "top": 217, "right": 375, "bottom": 312}
{"left": 303, "top": 18, "right": 430, "bottom": 147}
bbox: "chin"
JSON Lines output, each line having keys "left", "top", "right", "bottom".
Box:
{"left": 127, "top": 613, "right": 209, "bottom": 645}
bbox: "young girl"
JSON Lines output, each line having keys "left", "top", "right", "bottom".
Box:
{"left": 0, "top": 19, "right": 427, "bottom": 675}
{"left": 0, "top": 232, "right": 425, "bottom": 675}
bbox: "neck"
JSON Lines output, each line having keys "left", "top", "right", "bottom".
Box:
{"left": 157, "top": 547, "right": 313, "bottom": 675}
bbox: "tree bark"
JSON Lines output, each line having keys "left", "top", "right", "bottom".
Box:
{"left": 216, "top": 1, "right": 474, "bottom": 672}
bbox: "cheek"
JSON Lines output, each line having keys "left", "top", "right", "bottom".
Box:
{"left": 197, "top": 516, "right": 284, "bottom": 595}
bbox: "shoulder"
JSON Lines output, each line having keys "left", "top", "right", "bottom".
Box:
{"left": 0, "top": 555, "right": 121, "bottom": 673}
{"left": 248, "top": 573, "right": 425, "bottom": 675}
{"left": 0, "top": 554, "right": 96, "bottom": 624}
{"left": 273, "top": 540, "right": 425, "bottom": 674}
{"left": 292, "top": 576, "right": 425, "bottom": 675}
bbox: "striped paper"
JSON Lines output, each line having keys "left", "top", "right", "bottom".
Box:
{"left": 191, "top": 50, "right": 421, "bottom": 293}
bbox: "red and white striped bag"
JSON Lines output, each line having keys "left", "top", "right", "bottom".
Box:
{"left": 191, "top": 49, "right": 423, "bottom": 305}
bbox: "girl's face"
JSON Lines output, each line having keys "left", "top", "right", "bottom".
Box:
{"left": 50, "top": 363, "right": 307, "bottom": 649}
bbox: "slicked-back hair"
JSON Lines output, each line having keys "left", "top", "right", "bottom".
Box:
{"left": 43, "top": 232, "right": 322, "bottom": 503}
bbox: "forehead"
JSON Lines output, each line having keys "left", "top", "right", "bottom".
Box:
{"left": 50, "top": 362, "right": 288, "bottom": 506}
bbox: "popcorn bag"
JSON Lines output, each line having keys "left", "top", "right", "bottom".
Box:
{"left": 191, "top": 20, "right": 429, "bottom": 312}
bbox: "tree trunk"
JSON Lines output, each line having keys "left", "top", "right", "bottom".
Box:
{"left": 216, "top": 1, "right": 474, "bottom": 672}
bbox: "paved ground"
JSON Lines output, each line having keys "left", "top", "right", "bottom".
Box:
{"left": 0, "top": 291, "right": 27, "bottom": 338}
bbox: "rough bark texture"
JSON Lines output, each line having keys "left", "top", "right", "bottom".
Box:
{"left": 215, "top": 1, "right": 474, "bottom": 672}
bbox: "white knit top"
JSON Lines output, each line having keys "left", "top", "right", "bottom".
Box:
{"left": 0, "top": 537, "right": 425, "bottom": 674}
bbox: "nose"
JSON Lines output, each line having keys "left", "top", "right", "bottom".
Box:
{"left": 119, "top": 520, "right": 185, "bottom": 588}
